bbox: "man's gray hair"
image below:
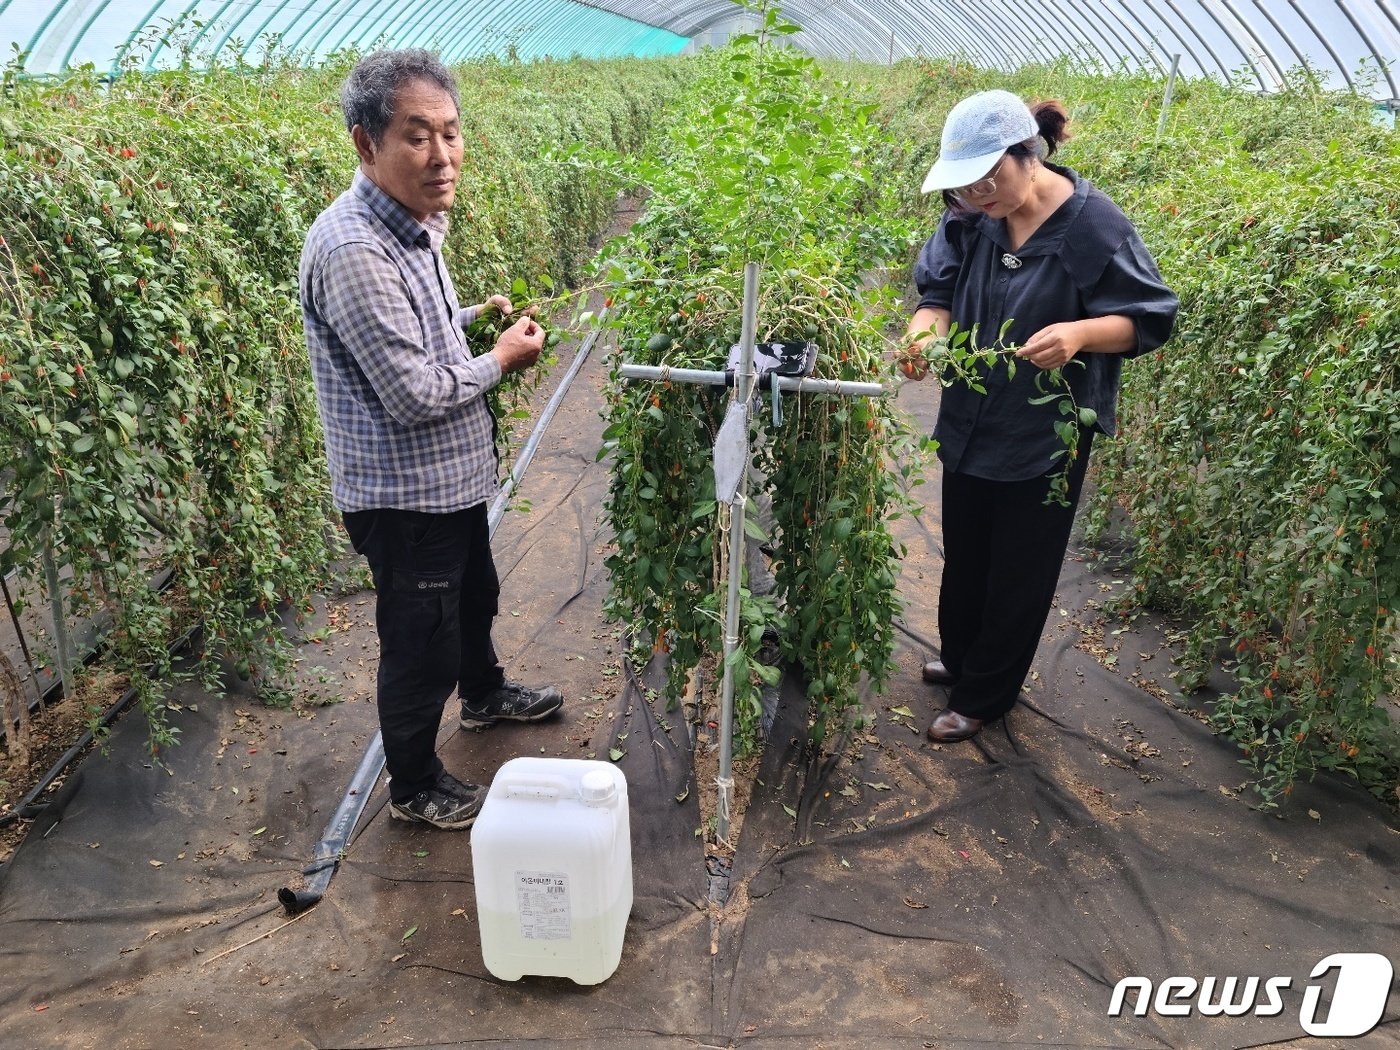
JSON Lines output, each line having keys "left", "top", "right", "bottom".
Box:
{"left": 340, "top": 49, "right": 459, "bottom": 145}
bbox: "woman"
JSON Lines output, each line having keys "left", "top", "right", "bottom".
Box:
{"left": 903, "top": 89, "right": 1177, "bottom": 743}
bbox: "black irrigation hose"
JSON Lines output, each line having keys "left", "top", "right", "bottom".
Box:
{"left": 0, "top": 621, "right": 200, "bottom": 831}
{"left": 276, "top": 728, "right": 388, "bottom": 915}
{"left": 279, "top": 322, "right": 602, "bottom": 916}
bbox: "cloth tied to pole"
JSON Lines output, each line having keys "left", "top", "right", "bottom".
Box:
{"left": 713, "top": 400, "right": 749, "bottom": 505}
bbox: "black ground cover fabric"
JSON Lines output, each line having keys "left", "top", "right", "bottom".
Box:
{"left": 1, "top": 340, "right": 1396, "bottom": 1050}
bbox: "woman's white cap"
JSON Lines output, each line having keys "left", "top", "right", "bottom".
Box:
{"left": 921, "top": 89, "right": 1038, "bottom": 193}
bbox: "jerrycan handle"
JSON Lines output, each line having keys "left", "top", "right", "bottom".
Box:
{"left": 502, "top": 774, "right": 570, "bottom": 801}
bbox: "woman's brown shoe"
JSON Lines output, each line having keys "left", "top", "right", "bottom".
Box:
{"left": 926, "top": 708, "right": 984, "bottom": 743}
{"left": 921, "top": 659, "right": 957, "bottom": 685}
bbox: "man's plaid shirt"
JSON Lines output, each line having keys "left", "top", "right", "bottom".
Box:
{"left": 300, "top": 171, "right": 500, "bottom": 514}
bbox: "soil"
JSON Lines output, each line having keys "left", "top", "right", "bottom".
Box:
{"left": 0, "top": 672, "right": 125, "bottom": 864}
{"left": 694, "top": 732, "right": 760, "bottom": 855}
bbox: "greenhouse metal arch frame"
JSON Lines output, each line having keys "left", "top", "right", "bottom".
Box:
{"left": 2, "top": 0, "right": 1396, "bottom": 103}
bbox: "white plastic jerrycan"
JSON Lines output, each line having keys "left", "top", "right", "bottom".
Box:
{"left": 471, "top": 757, "right": 632, "bottom": 985}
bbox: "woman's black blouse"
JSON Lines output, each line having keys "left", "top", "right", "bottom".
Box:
{"left": 914, "top": 163, "right": 1178, "bottom": 482}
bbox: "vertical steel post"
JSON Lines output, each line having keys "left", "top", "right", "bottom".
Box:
{"left": 1157, "top": 54, "right": 1181, "bottom": 143}
{"left": 1, "top": 572, "right": 40, "bottom": 700}
{"left": 39, "top": 527, "right": 74, "bottom": 701}
{"left": 715, "top": 261, "right": 759, "bottom": 844}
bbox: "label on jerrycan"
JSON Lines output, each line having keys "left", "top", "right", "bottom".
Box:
{"left": 515, "top": 871, "right": 570, "bottom": 940}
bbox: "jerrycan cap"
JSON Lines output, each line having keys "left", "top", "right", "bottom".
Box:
{"left": 580, "top": 768, "right": 616, "bottom": 803}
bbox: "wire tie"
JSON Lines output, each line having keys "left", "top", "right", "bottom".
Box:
{"left": 716, "top": 775, "right": 734, "bottom": 820}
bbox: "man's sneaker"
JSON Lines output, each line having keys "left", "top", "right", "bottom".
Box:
{"left": 389, "top": 773, "right": 482, "bottom": 830}
{"left": 460, "top": 681, "right": 564, "bottom": 728}
{"left": 436, "top": 770, "right": 483, "bottom": 805}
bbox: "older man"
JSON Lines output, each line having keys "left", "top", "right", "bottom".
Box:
{"left": 300, "top": 49, "right": 562, "bottom": 831}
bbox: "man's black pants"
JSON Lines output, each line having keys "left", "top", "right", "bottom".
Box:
{"left": 342, "top": 504, "right": 505, "bottom": 803}
{"left": 937, "top": 432, "right": 1094, "bottom": 723}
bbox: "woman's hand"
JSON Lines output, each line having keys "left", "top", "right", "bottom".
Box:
{"left": 1016, "top": 323, "right": 1082, "bottom": 369}
{"left": 1017, "top": 315, "right": 1136, "bottom": 368}
{"left": 898, "top": 343, "right": 930, "bottom": 381}
{"left": 899, "top": 307, "right": 948, "bottom": 381}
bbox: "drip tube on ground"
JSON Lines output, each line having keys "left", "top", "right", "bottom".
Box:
{"left": 279, "top": 320, "right": 603, "bottom": 916}
{"left": 276, "top": 730, "right": 387, "bottom": 915}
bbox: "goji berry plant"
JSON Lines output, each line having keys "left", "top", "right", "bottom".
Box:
{"left": 1088, "top": 78, "right": 1400, "bottom": 810}
{"left": 596, "top": 3, "right": 925, "bottom": 752}
{"left": 0, "top": 50, "right": 692, "bottom": 752}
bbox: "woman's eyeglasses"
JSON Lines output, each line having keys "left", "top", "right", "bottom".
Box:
{"left": 953, "top": 157, "right": 1005, "bottom": 201}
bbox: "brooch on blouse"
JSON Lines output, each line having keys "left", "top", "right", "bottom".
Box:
{"left": 1001, "top": 253, "right": 1023, "bottom": 270}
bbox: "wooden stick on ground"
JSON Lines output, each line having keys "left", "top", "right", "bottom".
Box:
{"left": 200, "top": 908, "right": 312, "bottom": 966}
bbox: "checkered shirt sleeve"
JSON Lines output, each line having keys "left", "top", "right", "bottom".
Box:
{"left": 300, "top": 173, "right": 502, "bottom": 513}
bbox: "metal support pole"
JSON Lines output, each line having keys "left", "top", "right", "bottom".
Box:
{"left": 0, "top": 570, "right": 40, "bottom": 694}
{"left": 715, "top": 261, "right": 760, "bottom": 844}
{"left": 39, "top": 527, "right": 74, "bottom": 701}
{"left": 1156, "top": 54, "right": 1181, "bottom": 144}
{"left": 616, "top": 363, "right": 885, "bottom": 398}
{"left": 489, "top": 319, "right": 606, "bottom": 524}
